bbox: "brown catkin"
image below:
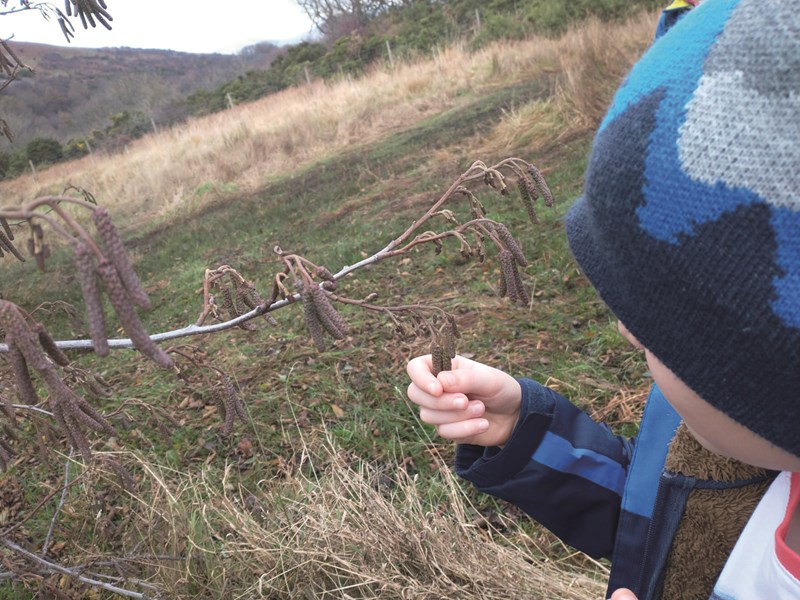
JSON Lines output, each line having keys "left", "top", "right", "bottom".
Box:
{"left": 210, "top": 385, "right": 228, "bottom": 421}
{"left": 446, "top": 314, "right": 461, "bottom": 339}
{"left": 103, "top": 456, "right": 137, "bottom": 492}
{"left": 431, "top": 342, "right": 444, "bottom": 376}
{"left": 72, "top": 242, "right": 109, "bottom": 356}
{"left": 96, "top": 260, "right": 173, "bottom": 369}
{"left": 223, "top": 375, "right": 248, "bottom": 422}
{"left": 0, "top": 229, "right": 24, "bottom": 261}
{"left": 0, "top": 217, "right": 14, "bottom": 241}
{"left": 220, "top": 285, "right": 238, "bottom": 318}
{"left": 498, "top": 250, "right": 515, "bottom": 301}
{"left": 527, "top": 164, "right": 554, "bottom": 207}
{"left": 48, "top": 391, "right": 91, "bottom": 461}
{"left": 236, "top": 281, "right": 262, "bottom": 310}
{"left": 517, "top": 177, "right": 540, "bottom": 225}
{"left": 93, "top": 207, "right": 151, "bottom": 310}
{"left": 34, "top": 323, "right": 70, "bottom": 366}
{"left": 237, "top": 281, "right": 280, "bottom": 326}
{"left": 441, "top": 351, "right": 452, "bottom": 372}
{"left": 499, "top": 249, "right": 529, "bottom": 307}
{"left": 0, "top": 302, "right": 50, "bottom": 372}
{"left": 41, "top": 369, "right": 115, "bottom": 438}
{"left": 6, "top": 339, "right": 38, "bottom": 405}
{"left": 220, "top": 383, "right": 236, "bottom": 437}
{"left": 302, "top": 288, "right": 327, "bottom": 352}
{"left": 443, "top": 325, "right": 456, "bottom": 361}
{"left": 83, "top": 376, "right": 112, "bottom": 400}
{"left": 230, "top": 286, "right": 258, "bottom": 330}
{"left": 309, "top": 284, "right": 348, "bottom": 339}
{"left": 494, "top": 223, "right": 528, "bottom": 266}
{"left": 512, "top": 261, "right": 530, "bottom": 306}
{"left": 64, "top": 411, "right": 92, "bottom": 462}
{"left": 498, "top": 267, "right": 508, "bottom": 298}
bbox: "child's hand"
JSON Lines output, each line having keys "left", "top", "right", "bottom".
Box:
{"left": 609, "top": 589, "right": 638, "bottom": 600}
{"left": 406, "top": 355, "right": 522, "bottom": 447}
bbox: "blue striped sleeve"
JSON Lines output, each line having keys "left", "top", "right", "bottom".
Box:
{"left": 456, "top": 378, "right": 632, "bottom": 558}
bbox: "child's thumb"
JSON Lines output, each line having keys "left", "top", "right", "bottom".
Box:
{"left": 609, "top": 589, "right": 638, "bottom": 600}
{"left": 437, "top": 365, "right": 482, "bottom": 395}
{"left": 436, "top": 370, "right": 458, "bottom": 391}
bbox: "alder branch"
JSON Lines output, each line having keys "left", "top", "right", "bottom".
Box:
{"left": 0, "top": 157, "right": 546, "bottom": 353}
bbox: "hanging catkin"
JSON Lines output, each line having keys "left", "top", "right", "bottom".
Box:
{"left": 96, "top": 260, "right": 173, "bottom": 368}
{"left": 72, "top": 242, "right": 109, "bottom": 356}
{"left": 93, "top": 207, "right": 151, "bottom": 309}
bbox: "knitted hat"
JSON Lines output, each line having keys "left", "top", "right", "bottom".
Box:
{"left": 565, "top": 0, "right": 800, "bottom": 455}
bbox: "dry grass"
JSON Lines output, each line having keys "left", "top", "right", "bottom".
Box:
{"left": 1, "top": 11, "right": 656, "bottom": 235}
{"left": 486, "top": 11, "right": 656, "bottom": 155}
{"left": 116, "top": 431, "right": 607, "bottom": 599}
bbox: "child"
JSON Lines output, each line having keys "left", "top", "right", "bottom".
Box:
{"left": 406, "top": 1, "right": 800, "bottom": 598}
{"left": 654, "top": 0, "right": 700, "bottom": 39}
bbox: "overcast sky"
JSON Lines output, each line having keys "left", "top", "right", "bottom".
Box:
{"left": 3, "top": 1, "right": 316, "bottom": 54}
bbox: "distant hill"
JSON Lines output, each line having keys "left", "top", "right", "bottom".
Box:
{"left": 0, "top": 41, "right": 283, "bottom": 148}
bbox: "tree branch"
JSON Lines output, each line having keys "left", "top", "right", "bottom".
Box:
{"left": 0, "top": 157, "right": 539, "bottom": 354}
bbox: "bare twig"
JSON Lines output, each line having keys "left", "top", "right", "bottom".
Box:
{"left": 41, "top": 450, "right": 74, "bottom": 558}
{"left": 0, "top": 538, "right": 148, "bottom": 599}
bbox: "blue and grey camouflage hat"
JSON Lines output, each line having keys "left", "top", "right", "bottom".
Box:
{"left": 565, "top": 0, "right": 800, "bottom": 455}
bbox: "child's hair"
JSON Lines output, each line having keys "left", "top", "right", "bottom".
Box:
{"left": 564, "top": 0, "right": 800, "bottom": 455}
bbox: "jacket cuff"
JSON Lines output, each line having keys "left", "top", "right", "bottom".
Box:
{"left": 455, "top": 377, "right": 555, "bottom": 487}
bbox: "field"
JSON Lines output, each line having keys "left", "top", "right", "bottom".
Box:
{"left": 1, "top": 11, "right": 656, "bottom": 599}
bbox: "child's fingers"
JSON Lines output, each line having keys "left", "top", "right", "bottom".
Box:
{"left": 406, "top": 354, "right": 443, "bottom": 396}
{"left": 407, "top": 382, "right": 468, "bottom": 411}
{"left": 419, "top": 401, "right": 485, "bottom": 426}
{"left": 437, "top": 358, "right": 503, "bottom": 397}
{"left": 435, "top": 418, "right": 489, "bottom": 441}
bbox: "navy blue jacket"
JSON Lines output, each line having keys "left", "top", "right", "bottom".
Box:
{"left": 456, "top": 380, "right": 774, "bottom": 599}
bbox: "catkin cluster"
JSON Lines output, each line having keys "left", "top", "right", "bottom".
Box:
{"left": 0, "top": 301, "right": 116, "bottom": 463}
{"left": 0, "top": 40, "right": 24, "bottom": 79}
{"left": 212, "top": 275, "right": 278, "bottom": 329}
{"left": 498, "top": 249, "right": 530, "bottom": 306}
{"left": 301, "top": 282, "right": 349, "bottom": 352}
{"left": 211, "top": 375, "right": 248, "bottom": 437}
{"left": 64, "top": 0, "right": 113, "bottom": 30}
{"left": 516, "top": 164, "right": 555, "bottom": 225}
{"left": 68, "top": 208, "right": 172, "bottom": 368}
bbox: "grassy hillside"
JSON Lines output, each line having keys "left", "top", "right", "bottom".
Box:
{"left": 0, "top": 41, "right": 280, "bottom": 149}
{"left": 0, "top": 11, "right": 657, "bottom": 598}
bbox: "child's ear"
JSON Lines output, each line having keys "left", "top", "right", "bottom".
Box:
{"left": 618, "top": 321, "right": 645, "bottom": 350}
